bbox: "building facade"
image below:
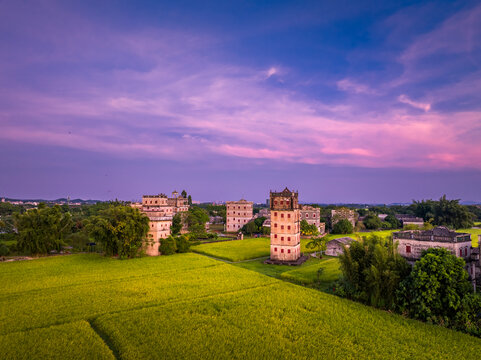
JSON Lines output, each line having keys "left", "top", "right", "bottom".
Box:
{"left": 132, "top": 191, "right": 189, "bottom": 256}
{"left": 225, "top": 200, "right": 253, "bottom": 232}
{"left": 331, "top": 208, "right": 356, "bottom": 229}
{"left": 300, "top": 205, "right": 324, "bottom": 233}
{"left": 269, "top": 188, "right": 300, "bottom": 262}
{"left": 395, "top": 214, "right": 424, "bottom": 228}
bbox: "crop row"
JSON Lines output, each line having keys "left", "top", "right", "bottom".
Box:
{"left": 0, "top": 320, "right": 114, "bottom": 359}
{"left": 93, "top": 281, "right": 481, "bottom": 359}
{"left": 0, "top": 253, "right": 221, "bottom": 295}
{"left": 0, "top": 255, "right": 276, "bottom": 335}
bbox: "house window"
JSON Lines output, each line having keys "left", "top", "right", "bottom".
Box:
{"left": 281, "top": 214, "right": 284, "bottom": 218}
{"left": 280, "top": 201, "right": 284, "bottom": 205}
{"left": 313, "top": 214, "right": 316, "bottom": 218}
{"left": 459, "top": 249, "right": 463, "bottom": 257}
{"left": 281, "top": 237, "right": 284, "bottom": 241}
{"left": 287, "top": 226, "right": 291, "bottom": 230}
{"left": 274, "top": 247, "right": 277, "bottom": 252}
{"left": 306, "top": 214, "right": 309, "bottom": 218}
{"left": 465, "top": 248, "right": 468, "bottom": 256}
{"left": 274, "top": 212, "right": 277, "bottom": 217}
{"left": 288, "top": 249, "right": 291, "bottom": 254}
{"left": 281, "top": 249, "right": 284, "bottom": 253}
{"left": 288, "top": 214, "right": 291, "bottom": 219}
{"left": 406, "top": 245, "right": 411, "bottom": 253}
{"left": 274, "top": 234, "right": 277, "bottom": 239}
{"left": 274, "top": 201, "right": 277, "bottom": 205}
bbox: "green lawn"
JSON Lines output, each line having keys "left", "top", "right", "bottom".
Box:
{"left": 191, "top": 237, "right": 271, "bottom": 261}
{"left": 3, "top": 253, "right": 481, "bottom": 359}
{"left": 234, "top": 256, "right": 341, "bottom": 290}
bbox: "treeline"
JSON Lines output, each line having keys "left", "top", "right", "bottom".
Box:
{"left": 336, "top": 235, "right": 481, "bottom": 337}
{"left": 357, "top": 195, "right": 476, "bottom": 229}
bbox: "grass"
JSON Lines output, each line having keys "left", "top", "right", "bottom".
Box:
{"left": 0, "top": 321, "right": 115, "bottom": 360}
{"left": 92, "top": 281, "right": 481, "bottom": 360}
{"left": 3, "top": 252, "right": 481, "bottom": 359}
{"left": 458, "top": 228, "right": 481, "bottom": 247}
{"left": 191, "top": 237, "right": 271, "bottom": 261}
{"left": 234, "top": 256, "right": 341, "bottom": 290}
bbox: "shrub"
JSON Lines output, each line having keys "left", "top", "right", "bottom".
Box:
{"left": 159, "top": 236, "right": 177, "bottom": 255}
{"left": 0, "top": 243, "right": 10, "bottom": 256}
{"left": 176, "top": 235, "right": 191, "bottom": 253}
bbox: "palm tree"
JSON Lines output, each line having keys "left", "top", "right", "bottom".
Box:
{"left": 306, "top": 237, "right": 327, "bottom": 258}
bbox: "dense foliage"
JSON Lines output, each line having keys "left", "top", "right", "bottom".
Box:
{"left": 408, "top": 195, "right": 474, "bottom": 229}
{"left": 337, "top": 235, "right": 411, "bottom": 309}
{"left": 241, "top": 217, "right": 267, "bottom": 235}
{"left": 15, "top": 204, "right": 73, "bottom": 254}
{"left": 363, "top": 214, "right": 383, "bottom": 230}
{"left": 331, "top": 219, "right": 353, "bottom": 234}
{"left": 185, "top": 206, "right": 210, "bottom": 236}
{"left": 396, "top": 248, "right": 472, "bottom": 325}
{"left": 86, "top": 205, "right": 149, "bottom": 258}
{"left": 159, "top": 234, "right": 192, "bottom": 255}
{"left": 300, "top": 219, "right": 319, "bottom": 236}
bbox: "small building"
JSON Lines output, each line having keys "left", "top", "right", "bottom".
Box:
{"left": 395, "top": 214, "right": 424, "bottom": 228}
{"left": 331, "top": 208, "right": 356, "bottom": 228}
{"left": 300, "top": 205, "right": 323, "bottom": 233}
{"left": 325, "top": 237, "right": 355, "bottom": 256}
{"left": 393, "top": 227, "right": 472, "bottom": 263}
{"left": 225, "top": 199, "right": 254, "bottom": 232}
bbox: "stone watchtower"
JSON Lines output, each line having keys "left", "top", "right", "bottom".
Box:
{"left": 269, "top": 188, "right": 301, "bottom": 262}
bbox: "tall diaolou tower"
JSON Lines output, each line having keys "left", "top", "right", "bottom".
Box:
{"left": 269, "top": 188, "right": 300, "bottom": 262}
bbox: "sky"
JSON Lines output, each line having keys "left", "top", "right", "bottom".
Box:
{"left": 1, "top": 0, "right": 481, "bottom": 203}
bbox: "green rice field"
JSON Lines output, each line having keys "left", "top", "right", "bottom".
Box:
{"left": 2, "top": 253, "right": 481, "bottom": 359}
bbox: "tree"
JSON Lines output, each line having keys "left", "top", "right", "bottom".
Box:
{"left": 186, "top": 207, "right": 209, "bottom": 236}
{"left": 244, "top": 221, "right": 257, "bottom": 236}
{"left": 363, "top": 214, "right": 383, "bottom": 230}
{"left": 181, "top": 190, "right": 187, "bottom": 198}
{"left": 175, "top": 235, "right": 191, "bottom": 253}
{"left": 15, "top": 205, "right": 73, "bottom": 254}
{"left": 409, "top": 195, "right": 473, "bottom": 229}
{"left": 338, "top": 235, "right": 410, "bottom": 309}
{"left": 306, "top": 237, "right": 327, "bottom": 257}
{"left": 86, "top": 205, "right": 149, "bottom": 259}
{"left": 188, "top": 195, "right": 192, "bottom": 206}
{"left": 241, "top": 217, "right": 266, "bottom": 235}
{"left": 331, "top": 219, "right": 353, "bottom": 234}
{"left": 171, "top": 213, "right": 182, "bottom": 235}
{"left": 396, "top": 248, "right": 472, "bottom": 324}
{"left": 384, "top": 215, "right": 402, "bottom": 229}
{"left": 300, "top": 220, "right": 319, "bottom": 236}
{"left": 159, "top": 235, "right": 177, "bottom": 255}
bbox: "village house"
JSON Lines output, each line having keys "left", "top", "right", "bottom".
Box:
{"left": 393, "top": 227, "right": 477, "bottom": 285}
{"left": 395, "top": 214, "right": 424, "bottom": 228}
{"left": 300, "top": 205, "right": 325, "bottom": 234}
{"left": 330, "top": 208, "right": 356, "bottom": 228}
{"left": 325, "top": 237, "right": 355, "bottom": 256}
{"left": 225, "top": 199, "right": 253, "bottom": 232}
{"left": 131, "top": 191, "right": 189, "bottom": 256}
{"left": 267, "top": 188, "right": 302, "bottom": 263}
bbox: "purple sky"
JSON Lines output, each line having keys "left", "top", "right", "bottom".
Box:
{"left": 1, "top": 1, "right": 481, "bottom": 203}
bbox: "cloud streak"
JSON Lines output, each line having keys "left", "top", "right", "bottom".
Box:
{"left": 0, "top": 1, "right": 480, "bottom": 173}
